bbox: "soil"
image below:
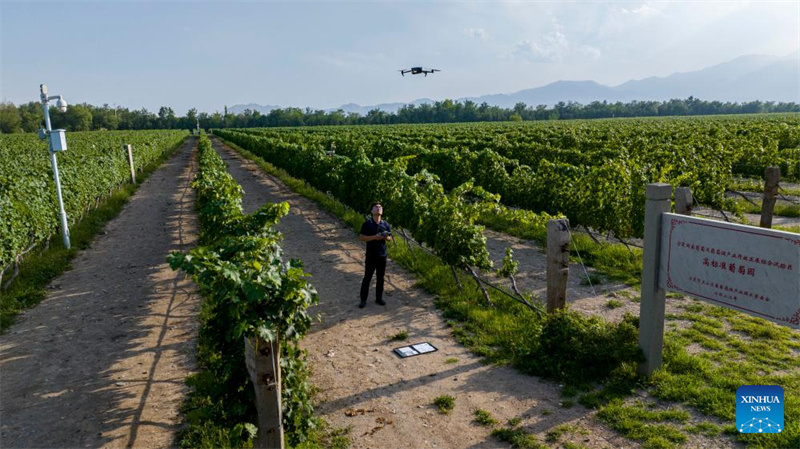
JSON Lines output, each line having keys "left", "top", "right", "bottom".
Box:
{"left": 0, "top": 138, "right": 200, "bottom": 448}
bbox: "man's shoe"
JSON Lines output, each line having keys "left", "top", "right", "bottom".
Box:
{"left": 359, "top": 299, "right": 367, "bottom": 308}
{"left": 376, "top": 298, "right": 386, "bottom": 306}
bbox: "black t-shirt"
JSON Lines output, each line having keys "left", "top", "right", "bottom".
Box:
{"left": 360, "top": 217, "right": 391, "bottom": 257}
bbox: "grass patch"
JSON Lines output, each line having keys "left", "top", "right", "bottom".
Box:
{"left": 0, "top": 137, "right": 187, "bottom": 332}
{"left": 445, "top": 357, "right": 460, "bottom": 364}
{"left": 569, "top": 233, "right": 642, "bottom": 286}
{"left": 595, "top": 400, "right": 689, "bottom": 449}
{"left": 734, "top": 198, "right": 800, "bottom": 218}
{"left": 308, "top": 422, "right": 352, "bottom": 449}
{"left": 433, "top": 395, "right": 456, "bottom": 414}
{"left": 517, "top": 309, "right": 643, "bottom": 385}
{"left": 684, "top": 421, "right": 721, "bottom": 437}
{"left": 545, "top": 423, "right": 577, "bottom": 442}
{"left": 581, "top": 273, "right": 604, "bottom": 286}
{"left": 491, "top": 427, "right": 547, "bottom": 449}
{"left": 561, "top": 385, "right": 578, "bottom": 398}
{"left": 606, "top": 299, "right": 624, "bottom": 309}
{"left": 473, "top": 409, "right": 499, "bottom": 426}
{"left": 775, "top": 224, "right": 800, "bottom": 234}
{"left": 477, "top": 206, "right": 549, "bottom": 243}
{"left": 729, "top": 179, "right": 800, "bottom": 196}
{"left": 388, "top": 330, "right": 408, "bottom": 341}
{"left": 648, "top": 301, "right": 800, "bottom": 448}
{"left": 562, "top": 443, "right": 590, "bottom": 449}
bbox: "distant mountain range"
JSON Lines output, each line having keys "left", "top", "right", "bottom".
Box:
{"left": 230, "top": 51, "right": 799, "bottom": 115}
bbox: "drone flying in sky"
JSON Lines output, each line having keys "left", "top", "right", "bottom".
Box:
{"left": 399, "top": 67, "right": 440, "bottom": 77}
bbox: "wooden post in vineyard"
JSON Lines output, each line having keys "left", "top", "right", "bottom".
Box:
{"left": 674, "top": 187, "right": 693, "bottom": 216}
{"left": 124, "top": 144, "right": 136, "bottom": 183}
{"left": 546, "top": 219, "right": 570, "bottom": 313}
{"left": 245, "top": 336, "right": 284, "bottom": 449}
{"left": 760, "top": 167, "right": 780, "bottom": 229}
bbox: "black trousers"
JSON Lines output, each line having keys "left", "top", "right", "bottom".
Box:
{"left": 360, "top": 255, "right": 387, "bottom": 302}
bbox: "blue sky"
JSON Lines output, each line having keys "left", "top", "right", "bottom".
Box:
{"left": 2, "top": 1, "right": 798, "bottom": 114}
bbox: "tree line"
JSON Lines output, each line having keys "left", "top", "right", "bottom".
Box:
{"left": 1, "top": 97, "right": 798, "bottom": 133}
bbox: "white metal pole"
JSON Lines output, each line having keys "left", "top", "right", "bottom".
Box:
{"left": 41, "top": 85, "right": 70, "bottom": 249}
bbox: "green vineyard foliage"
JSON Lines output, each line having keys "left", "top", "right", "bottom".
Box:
{"left": 215, "top": 129, "right": 507, "bottom": 271}
{"left": 0, "top": 130, "right": 188, "bottom": 268}
{"left": 226, "top": 114, "right": 799, "bottom": 238}
{"left": 168, "top": 135, "right": 319, "bottom": 445}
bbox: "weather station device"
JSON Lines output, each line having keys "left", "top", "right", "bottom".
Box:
{"left": 37, "top": 84, "right": 71, "bottom": 249}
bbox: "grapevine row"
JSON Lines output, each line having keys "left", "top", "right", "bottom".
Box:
{"left": 229, "top": 114, "right": 799, "bottom": 237}
{"left": 213, "top": 129, "right": 536, "bottom": 273}
{"left": 167, "top": 135, "right": 319, "bottom": 445}
{"left": 0, "top": 130, "right": 188, "bottom": 269}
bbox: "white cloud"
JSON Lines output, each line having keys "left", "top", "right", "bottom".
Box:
{"left": 621, "top": 3, "right": 662, "bottom": 18}
{"left": 464, "top": 27, "right": 488, "bottom": 39}
{"left": 514, "top": 28, "right": 569, "bottom": 63}
{"left": 630, "top": 4, "right": 661, "bottom": 18}
{"left": 578, "top": 45, "right": 602, "bottom": 61}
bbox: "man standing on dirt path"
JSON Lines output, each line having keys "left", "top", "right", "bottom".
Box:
{"left": 358, "top": 201, "right": 393, "bottom": 308}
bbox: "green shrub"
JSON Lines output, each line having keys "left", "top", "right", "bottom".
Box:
{"left": 433, "top": 395, "right": 456, "bottom": 414}
{"left": 518, "top": 309, "right": 643, "bottom": 384}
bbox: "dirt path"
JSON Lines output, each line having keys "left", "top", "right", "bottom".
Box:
{"left": 693, "top": 206, "right": 798, "bottom": 228}
{"left": 0, "top": 138, "right": 200, "bottom": 448}
{"left": 211, "top": 138, "right": 637, "bottom": 449}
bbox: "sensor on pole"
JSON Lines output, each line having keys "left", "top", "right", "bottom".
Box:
{"left": 38, "top": 84, "right": 71, "bottom": 249}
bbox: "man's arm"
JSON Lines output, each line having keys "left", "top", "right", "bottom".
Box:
{"left": 359, "top": 221, "right": 383, "bottom": 242}
{"left": 359, "top": 234, "right": 384, "bottom": 242}
{"left": 383, "top": 223, "right": 393, "bottom": 241}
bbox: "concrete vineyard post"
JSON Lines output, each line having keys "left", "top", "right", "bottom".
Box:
{"left": 546, "top": 219, "right": 570, "bottom": 313}
{"left": 638, "top": 183, "right": 671, "bottom": 377}
{"left": 124, "top": 144, "right": 136, "bottom": 184}
{"left": 675, "top": 187, "right": 693, "bottom": 216}
{"left": 245, "top": 336, "right": 284, "bottom": 449}
{"left": 760, "top": 167, "right": 780, "bottom": 229}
